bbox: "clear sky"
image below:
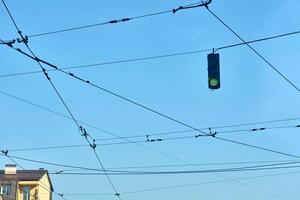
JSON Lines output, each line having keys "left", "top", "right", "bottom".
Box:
{"left": 1, "top": 0, "right": 300, "bottom": 200}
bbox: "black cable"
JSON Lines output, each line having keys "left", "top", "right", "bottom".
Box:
{"left": 48, "top": 161, "right": 300, "bottom": 176}
{"left": 52, "top": 159, "right": 300, "bottom": 172}
{"left": 1, "top": 87, "right": 299, "bottom": 148}
{"left": 4, "top": 44, "right": 297, "bottom": 159}
{"left": 1, "top": 30, "right": 300, "bottom": 79}
{"left": 1, "top": 1, "right": 122, "bottom": 198}
{"left": 24, "top": 1, "right": 211, "bottom": 38}
{"left": 120, "top": 170, "right": 300, "bottom": 195}
{"left": 206, "top": 6, "right": 300, "bottom": 92}
{"left": 4, "top": 123, "right": 299, "bottom": 155}
{"left": 214, "top": 136, "right": 300, "bottom": 159}
{"left": 63, "top": 170, "right": 300, "bottom": 196}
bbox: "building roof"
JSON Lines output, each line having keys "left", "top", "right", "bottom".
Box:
{"left": 0, "top": 170, "right": 53, "bottom": 191}
{"left": 0, "top": 170, "right": 47, "bottom": 181}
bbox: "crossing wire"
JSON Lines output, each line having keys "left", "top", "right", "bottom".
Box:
{"left": 205, "top": 6, "right": 300, "bottom": 91}
{"left": 24, "top": 1, "right": 212, "bottom": 38}
{"left": 2, "top": 43, "right": 299, "bottom": 160}
{"left": 1, "top": 30, "right": 300, "bottom": 79}
{"left": 48, "top": 161, "right": 300, "bottom": 175}
{"left": 1, "top": 0, "right": 122, "bottom": 199}
{"left": 1, "top": 1, "right": 298, "bottom": 198}
{"left": 3, "top": 124, "right": 300, "bottom": 153}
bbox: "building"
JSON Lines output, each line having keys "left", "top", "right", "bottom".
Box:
{"left": 0, "top": 164, "right": 53, "bottom": 200}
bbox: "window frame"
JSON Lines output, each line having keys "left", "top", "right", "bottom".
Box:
{"left": 0, "top": 184, "right": 12, "bottom": 195}
{"left": 22, "top": 186, "right": 31, "bottom": 200}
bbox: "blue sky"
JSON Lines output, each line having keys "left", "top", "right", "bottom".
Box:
{"left": 1, "top": 0, "right": 300, "bottom": 199}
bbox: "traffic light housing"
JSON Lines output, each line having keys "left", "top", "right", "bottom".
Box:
{"left": 207, "top": 53, "right": 220, "bottom": 90}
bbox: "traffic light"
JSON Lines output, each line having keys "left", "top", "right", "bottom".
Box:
{"left": 207, "top": 53, "right": 220, "bottom": 90}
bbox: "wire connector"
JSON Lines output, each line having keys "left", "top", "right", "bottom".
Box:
{"left": 17, "top": 31, "right": 29, "bottom": 44}
{"left": 109, "top": 18, "right": 131, "bottom": 24}
{"left": 0, "top": 39, "right": 16, "bottom": 47}
{"left": 90, "top": 141, "right": 97, "bottom": 149}
{"left": 79, "top": 126, "right": 89, "bottom": 138}
{"left": 1, "top": 150, "right": 8, "bottom": 155}
{"left": 173, "top": 0, "right": 212, "bottom": 13}
{"left": 251, "top": 128, "right": 266, "bottom": 132}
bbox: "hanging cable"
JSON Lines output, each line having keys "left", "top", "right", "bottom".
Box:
{"left": 17, "top": 1, "right": 212, "bottom": 38}
{"left": 1, "top": 30, "right": 300, "bottom": 79}
{"left": 205, "top": 6, "right": 300, "bottom": 92}
{"left": 1, "top": 0, "right": 122, "bottom": 199}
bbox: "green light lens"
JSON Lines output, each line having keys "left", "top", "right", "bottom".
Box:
{"left": 210, "top": 79, "right": 218, "bottom": 87}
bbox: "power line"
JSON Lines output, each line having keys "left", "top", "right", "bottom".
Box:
{"left": 117, "top": 170, "right": 300, "bottom": 195}
{"left": 205, "top": 6, "right": 300, "bottom": 91}
{"left": 1, "top": 152, "right": 299, "bottom": 176}
{"left": 1, "top": 86, "right": 299, "bottom": 143}
{"left": 1, "top": 30, "right": 300, "bottom": 79}
{"left": 1, "top": 0, "right": 122, "bottom": 199}
{"left": 47, "top": 161, "right": 300, "bottom": 176}
{"left": 3, "top": 43, "right": 298, "bottom": 160}
{"left": 2, "top": 2, "right": 299, "bottom": 198}
{"left": 20, "top": 1, "right": 212, "bottom": 38}
{"left": 4, "top": 124, "right": 299, "bottom": 153}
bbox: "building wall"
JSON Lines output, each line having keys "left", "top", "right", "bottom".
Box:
{"left": 17, "top": 181, "right": 38, "bottom": 200}
{"left": 38, "top": 175, "right": 52, "bottom": 200}
{"left": 17, "top": 177, "right": 52, "bottom": 200}
{"left": 0, "top": 180, "right": 17, "bottom": 200}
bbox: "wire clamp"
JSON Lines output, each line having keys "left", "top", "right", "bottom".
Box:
{"left": 251, "top": 128, "right": 266, "bottom": 132}
{"left": 90, "top": 141, "right": 97, "bottom": 149}
{"left": 0, "top": 39, "right": 16, "bottom": 47}
{"left": 109, "top": 18, "right": 131, "bottom": 24}
{"left": 115, "top": 193, "right": 120, "bottom": 197}
{"left": 1, "top": 150, "right": 8, "bottom": 155}
{"left": 173, "top": 0, "right": 212, "bottom": 13}
{"left": 79, "top": 126, "right": 88, "bottom": 138}
{"left": 17, "top": 31, "right": 29, "bottom": 44}
{"left": 208, "top": 127, "right": 217, "bottom": 137}
{"left": 58, "top": 194, "right": 64, "bottom": 197}
{"left": 42, "top": 68, "right": 51, "bottom": 80}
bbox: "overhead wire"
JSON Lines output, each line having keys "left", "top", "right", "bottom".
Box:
{"left": 1, "top": 0, "right": 122, "bottom": 199}
{"left": 205, "top": 6, "right": 300, "bottom": 91}
{"left": 1, "top": 152, "right": 299, "bottom": 176}
{"left": 62, "top": 170, "right": 300, "bottom": 196}
{"left": 2, "top": 40, "right": 298, "bottom": 160}
{"left": 3, "top": 123, "right": 300, "bottom": 157}
{"left": 47, "top": 161, "right": 300, "bottom": 176}
{"left": 23, "top": 1, "right": 212, "bottom": 38}
{"left": 1, "top": 30, "right": 300, "bottom": 79}
{"left": 1, "top": 1, "right": 298, "bottom": 198}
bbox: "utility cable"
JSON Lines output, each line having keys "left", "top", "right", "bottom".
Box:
{"left": 63, "top": 170, "right": 300, "bottom": 196}
{"left": 3, "top": 123, "right": 300, "bottom": 159}
{"left": 2, "top": 43, "right": 297, "bottom": 159}
{"left": 205, "top": 6, "right": 300, "bottom": 91}
{"left": 1, "top": 30, "right": 300, "bottom": 79}
{"left": 47, "top": 161, "right": 300, "bottom": 175}
{"left": 22, "top": 1, "right": 212, "bottom": 38}
{"left": 1, "top": 0, "right": 122, "bottom": 198}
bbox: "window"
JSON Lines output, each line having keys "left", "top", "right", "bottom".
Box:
{"left": 0, "top": 184, "right": 12, "bottom": 195}
{"left": 22, "top": 186, "right": 30, "bottom": 200}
